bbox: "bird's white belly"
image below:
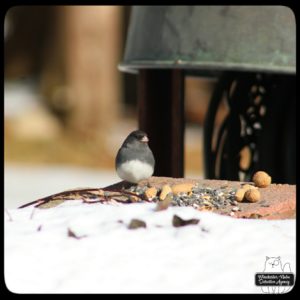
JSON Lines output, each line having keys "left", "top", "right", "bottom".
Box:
{"left": 116, "top": 160, "right": 154, "bottom": 183}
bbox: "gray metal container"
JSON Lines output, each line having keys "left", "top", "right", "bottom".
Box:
{"left": 119, "top": 6, "right": 296, "bottom": 74}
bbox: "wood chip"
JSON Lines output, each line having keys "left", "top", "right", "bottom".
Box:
{"left": 159, "top": 185, "right": 172, "bottom": 201}
{"left": 144, "top": 187, "right": 158, "bottom": 200}
{"left": 171, "top": 183, "right": 195, "bottom": 195}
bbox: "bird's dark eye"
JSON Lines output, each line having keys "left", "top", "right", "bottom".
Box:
{"left": 134, "top": 131, "right": 145, "bottom": 139}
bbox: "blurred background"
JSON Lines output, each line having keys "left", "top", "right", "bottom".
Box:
{"left": 4, "top": 6, "right": 218, "bottom": 208}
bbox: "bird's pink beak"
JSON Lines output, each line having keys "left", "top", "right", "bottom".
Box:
{"left": 141, "top": 136, "right": 149, "bottom": 143}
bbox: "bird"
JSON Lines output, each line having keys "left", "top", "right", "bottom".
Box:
{"left": 115, "top": 130, "right": 155, "bottom": 184}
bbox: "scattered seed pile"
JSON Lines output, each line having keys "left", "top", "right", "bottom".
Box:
{"left": 127, "top": 184, "right": 239, "bottom": 211}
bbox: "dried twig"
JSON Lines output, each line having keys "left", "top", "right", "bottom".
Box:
{"left": 19, "top": 188, "right": 106, "bottom": 208}
{"left": 18, "top": 187, "right": 148, "bottom": 209}
{"left": 155, "top": 194, "right": 173, "bottom": 211}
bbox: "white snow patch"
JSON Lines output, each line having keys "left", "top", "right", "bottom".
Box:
{"left": 5, "top": 202, "right": 296, "bottom": 293}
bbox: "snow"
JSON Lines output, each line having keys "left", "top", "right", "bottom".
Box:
{"left": 5, "top": 200, "right": 296, "bottom": 293}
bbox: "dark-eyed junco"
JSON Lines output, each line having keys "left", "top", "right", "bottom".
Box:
{"left": 115, "top": 130, "right": 155, "bottom": 183}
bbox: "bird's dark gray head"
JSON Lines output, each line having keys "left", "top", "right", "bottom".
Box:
{"left": 123, "top": 130, "right": 149, "bottom": 146}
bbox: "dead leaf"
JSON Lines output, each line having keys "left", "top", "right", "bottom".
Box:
{"left": 128, "top": 219, "right": 147, "bottom": 229}
{"left": 155, "top": 193, "right": 173, "bottom": 211}
{"left": 172, "top": 215, "right": 200, "bottom": 227}
{"left": 67, "top": 228, "right": 87, "bottom": 239}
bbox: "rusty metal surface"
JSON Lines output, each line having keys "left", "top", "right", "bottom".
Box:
{"left": 119, "top": 6, "right": 296, "bottom": 74}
